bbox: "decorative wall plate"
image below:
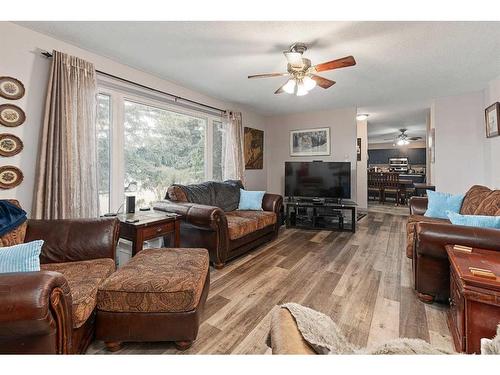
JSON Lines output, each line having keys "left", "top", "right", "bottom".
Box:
{"left": 0, "top": 76, "right": 25, "bottom": 100}
{"left": 0, "top": 104, "right": 26, "bottom": 127}
{"left": 0, "top": 133, "right": 23, "bottom": 157}
{"left": 0, "top": 165, "right": 23, "bottom": 189}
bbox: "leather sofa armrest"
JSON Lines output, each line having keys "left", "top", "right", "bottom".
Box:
{"left": 415, "top": 222, "right": 500, "bottom": 260}
{"left": 154, "top": 200, "right": 228, "bottom": 231}
{"left": 25, "top": 218, "right": 120, "bottom": 264}
{"left": 409, "top": 196, "right": 428, "bottom": 216}
{"left": 262, "top": 193, "right": 283, "bottom": 214}
{"left": 0, "top": 271, "right": 73, "bottom": 353}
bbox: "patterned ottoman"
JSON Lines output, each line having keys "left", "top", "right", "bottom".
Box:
{"left": 95, "top": 248, "right": 209, "bottom": 351}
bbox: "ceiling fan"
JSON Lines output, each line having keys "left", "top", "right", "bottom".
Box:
{"left": 385, "top": 129, "right": 423, "bottom": 146}
{"left": 247, "top": 42, "right": 356, "bottom": 96}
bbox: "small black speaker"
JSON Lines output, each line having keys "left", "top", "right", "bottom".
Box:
{"left": 126, "top": 196, "right": 136, "bottom": 214}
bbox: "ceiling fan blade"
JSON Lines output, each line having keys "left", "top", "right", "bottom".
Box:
{"left": 274, "top": 82, "right": 287, "bottom": 94}
{"left": 409, "top": 137, "right": 423, "bottom": 141}
{"left": 314, "top": 56, "right": 356, "bottom": 72}
{"left": 310, "top": 74, "right": 336, "bottom": 89}
{"left": 283, "top": 51, "right": 304, "bottom": 67}
{"left": 248, "top": 72, "right": 288, "bottom": 79}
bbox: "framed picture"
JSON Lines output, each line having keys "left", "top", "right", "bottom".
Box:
{"left": 290, "top": 127, "right": 330, "bottom": 157}
{"left": 485, "top": 102, "right": 499, "bottom": 138}
{"left": 429, "top": 128, "right": 436, "bottom": 164}
{"left": 244, "top": 127, "right": 264, "bottom": 169}
{"left": 357, "top": 138, "right": 362, "bottom": 161}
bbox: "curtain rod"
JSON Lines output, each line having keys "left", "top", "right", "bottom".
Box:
{"left": 41, "top": 51, "right": 227, "bottom": 115}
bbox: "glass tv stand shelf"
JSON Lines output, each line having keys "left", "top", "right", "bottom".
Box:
{"left": 284, "top": 199, "right": 357, "bottom": 233}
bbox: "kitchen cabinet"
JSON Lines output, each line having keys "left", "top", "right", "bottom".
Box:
{"left": 368, "top": 148, "right": 426, "bottom": 165}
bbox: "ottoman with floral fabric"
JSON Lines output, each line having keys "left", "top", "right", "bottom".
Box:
{"left": 95, "top": 247, "right": 209, "bottom": 351}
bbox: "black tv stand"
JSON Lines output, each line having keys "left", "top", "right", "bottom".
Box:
{"left": 285, "top": 198, "right": 357, "bottom": 233}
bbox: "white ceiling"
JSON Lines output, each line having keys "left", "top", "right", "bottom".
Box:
{"left": 17, "top": 21, "right": 500, "bottom": 118}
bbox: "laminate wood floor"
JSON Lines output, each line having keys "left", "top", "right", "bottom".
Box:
{"left": 86, "top": 207, "right": 453, "bottom": 354}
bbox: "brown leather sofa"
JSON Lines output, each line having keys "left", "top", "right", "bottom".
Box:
{"left": 154, "top": 181, "right": 283, "bottom": 268}
{"left": 0, "top": 210, "right": 119, "bottom": 354}
{"left": 407, "top": 185, "right": 500, "bottom": 303}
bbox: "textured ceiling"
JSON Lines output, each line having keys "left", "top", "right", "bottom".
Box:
{"left": 17, "top": 21, "right": 500, "bottom": 118}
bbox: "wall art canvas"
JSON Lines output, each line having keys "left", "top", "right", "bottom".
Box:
{"left": 290, "top": 127, "right": 330, "bottom": 156}
{"left": 244, "top": 127, "right": 264, "bottom": 169}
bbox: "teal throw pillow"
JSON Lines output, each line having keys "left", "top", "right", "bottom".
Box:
{"left": 0, "top": 240, "right": 44, "bottom": 274}
{"left": 447, "top": 211, "right": 500, "bottom": 229}
{"left": 238, "top": 189, "right": 265, "bottom": 211}
{"left": 424, "top": 190, "right": 464, "bottom": 219}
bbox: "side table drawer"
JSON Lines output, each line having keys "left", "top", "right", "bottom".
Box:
{"left": 142, "top": 222, "right": 175, "bottom": 240}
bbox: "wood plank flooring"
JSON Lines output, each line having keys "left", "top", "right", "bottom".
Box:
{"left": 86, "top": 205, "right": 453, "bottom": 354}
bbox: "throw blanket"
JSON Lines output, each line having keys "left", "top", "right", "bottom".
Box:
{"left": 281, "top": 303, "right": 453, "bottom": 354}
{"left": 177, "top": 180, "right": 243, "bottom": 212}
{"left": 0, "top": 200, "right": 27, "bottom": 237}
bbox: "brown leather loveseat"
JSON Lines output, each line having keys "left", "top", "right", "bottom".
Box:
{"left": 154, "top": 180, "right": 282, "bottom": 268}
{"left": 406, "top": 185, "right": 500, "bottom": 303}
{"left": 0, "top": 208, "right": 119, "bottom": 354}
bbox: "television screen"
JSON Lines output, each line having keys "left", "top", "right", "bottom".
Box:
{"left": 284, "top": 161, "right": 351, "bottom": 199}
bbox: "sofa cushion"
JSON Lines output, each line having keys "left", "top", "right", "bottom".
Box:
{"left": 474, "top": 190, "right": 500, "bottom": 216}
{"left": 461, "top": 185, "right": 492, "bottom": 215}
{"left": 97, "top": 248, "right": 209, "bottom": 313}
{"left": 41, "top": 258, "right": 115, "bottom": 328}
{"left": 406, "top": 215, "right": 450, "bottom": 258}
{"left": 226, "top": 210, "right": 277, "bottom": 240}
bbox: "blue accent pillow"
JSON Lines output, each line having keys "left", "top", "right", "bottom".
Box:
{"left": 238, "top": 189, "right": 265, "bottom": 211}
{"left": 0, "top": 240, "right": 44, "bottom": 274}
{"left": 424, "top": 190, "right": 464, "bottom": 219}
{"left": 447, "top": 211, "right": 500, "bottom": 229}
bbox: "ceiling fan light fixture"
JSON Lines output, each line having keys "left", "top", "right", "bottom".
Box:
{"left": 356, "top": 114, "right": 369, "bottom": 121}
{"left": 283, "top": 79, "right": 296, "bottom": 94}
{"left": 296, "top": 80, "right": 309, "bottom": 96}
{"left": 302, "top": 76, "right": 317, "bottom": 91}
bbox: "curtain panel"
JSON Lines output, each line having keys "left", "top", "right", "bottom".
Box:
{"left": 33, "top": 50, "right": 99, "bottom": 219}
{"left": 222, "top": 111, "right": 245, "bottom": 183}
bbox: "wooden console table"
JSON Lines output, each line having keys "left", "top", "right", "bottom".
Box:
{"left": 446, "top": 245, "right": 500, "bottom": 354}
{"left": 117, "top": 210, "right": 182, "bottom": 256}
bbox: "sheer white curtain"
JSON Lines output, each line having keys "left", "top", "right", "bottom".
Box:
{"left": 222, "top": 111, "right": 245, "bottom": 183}
{"left": 33, "top": 50, "right": 99, "bottom": 219}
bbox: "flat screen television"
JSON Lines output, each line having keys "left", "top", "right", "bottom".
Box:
{"left": 284, "top": 161, "right": 351, "bottom": 199}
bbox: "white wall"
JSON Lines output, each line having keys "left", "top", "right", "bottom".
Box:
{"left": 484, "top": 75, "right": 500, "bottom": 189}
{"left": 431, "top": 91, "right": 486, "bottom": 194}
{"left": 265, "top": 107, "right": 358, "bottom": 199}
{"left": 356, "top": 119, "right": 368, "bottom": 211}
{"left": 0, "top": 22, "right": 267, "bottom": 215}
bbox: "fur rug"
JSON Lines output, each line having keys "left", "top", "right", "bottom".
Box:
{"left": 281, "top": 303, "right": 453, "bottom": 355}
{"left": 481, "top": 325, "right": 500, "bottom": 354}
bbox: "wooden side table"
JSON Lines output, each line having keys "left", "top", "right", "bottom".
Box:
{"left": 117, "top": 210, "right": 182, "bottom": 256}
{"left": 446, "top": 245, "right": 500, "bottom": 354}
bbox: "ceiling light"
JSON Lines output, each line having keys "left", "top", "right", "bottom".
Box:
{"left": 302, "top": 76, "right": 317, "bottom": 91}
{"left": 283, "top": 79, "right": 296, "bottom": 94}
{"left": 296, "top": 81, "right": 309, "bottom": 96}
{"left": 356, "top": 114, "right": 369, "bottom": 121}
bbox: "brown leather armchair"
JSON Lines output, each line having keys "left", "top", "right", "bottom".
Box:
{"left": 0, "top": 218, "right": 119, "bottom": 354}
{"left": 414, "top": 221, "right": 500, "bottom": 303}
{"left": 155, "top": 192, "right": 283, "bottom": 269}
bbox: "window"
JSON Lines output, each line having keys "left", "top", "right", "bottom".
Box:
{"left": 123, "top": 100, "right": 207, "bottom": 207}
{"left": 96, "top": 84, "right": 224, "bottom": 212}
{"left": 96, "top": 94, "right": 111, "bottom": 215}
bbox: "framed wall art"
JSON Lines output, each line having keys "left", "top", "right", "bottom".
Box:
{"left": 0, "top": 104, "right": 26, "bottom": 127}
{"left": 244, "top": 127, "right": 264, "bottom": 169}
{"left": 485, "top": 102, "right": 499, "bottom": 138}
{"left": 0, "top": 76, "right": 25, "bottom": 100}
{"left": 0, "top": 133, "right": 24, "bottom": 157}
{"left": 290, "top": 127, "right": 330, "bottom": 157}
